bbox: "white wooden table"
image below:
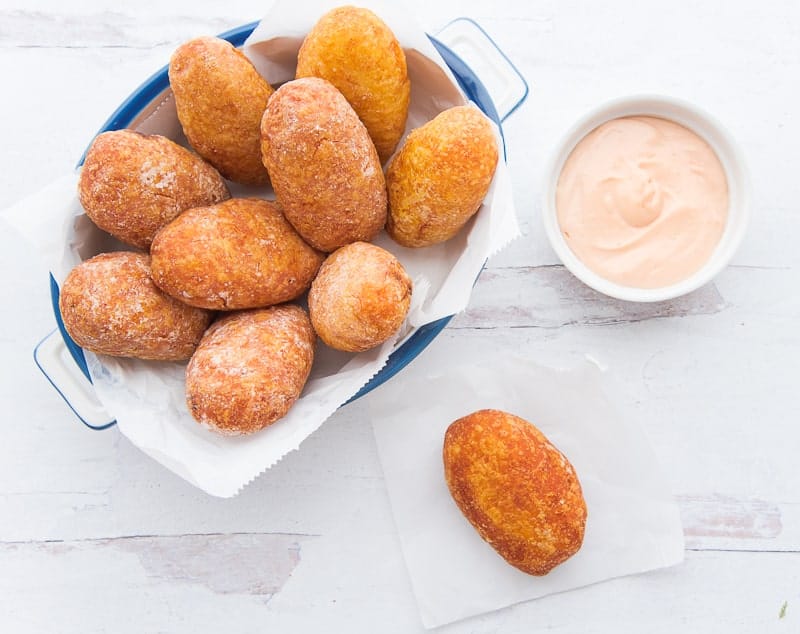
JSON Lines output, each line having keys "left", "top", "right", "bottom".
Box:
{"left": 1, "top": 1, "right": 799, "bottom": 631}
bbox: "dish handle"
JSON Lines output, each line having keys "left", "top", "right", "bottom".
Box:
{"left": 34, "top": 330, "right": 116, "bottom": 430}
{"left": 433, "top": 17, "right": 529, "bottom": 122}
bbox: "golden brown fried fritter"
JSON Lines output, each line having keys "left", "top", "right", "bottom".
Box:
{"left": 150, "top": 198, "right": 324, "bottom": 311}
{"left": 185, "top": 306, "right": 316, "bottom": 435}
{"left": 260, "top": 77, "right": 387, "bottom": 252}
{"left": 308, "top": 241, "right": 411, "bottom": 352}
{"left": 443, "top": 409, "right": 587, "bottom": 575}
{"left": 170, "top": 36, "right": 274, "bottom": 185}
{"left": 296, "top": 6, "right": 410, "bottom": 163}
{"left": 386, "top": 105, "right": 498, "bottom": 248}
{"left": 78, "top": 130, "right": 229, "bottom": 249}
{"left": 59, "top": 252, "right": 212, "bottom": 361}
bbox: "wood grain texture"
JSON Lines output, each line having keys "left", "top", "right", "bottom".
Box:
{"left": 0, "top": 533, "right": 310, "bottom": 632}
{"left": 0, "top": 10, "right": 235, "bottom": 48}
{"left": 678, "top": 494, "right": 788, "bottom": 548}
{"left": 450, "top": 265, "right": 727, "bottom": 329}
{"left": 6, "top": 542, "right": 786, "bottom": 634}
{"left": 1, "top": 0, "right": 798, "bottom": 632}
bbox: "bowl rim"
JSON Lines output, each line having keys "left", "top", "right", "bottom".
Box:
{"left": 541, "top": 93, "right": 751, "bottom": 303}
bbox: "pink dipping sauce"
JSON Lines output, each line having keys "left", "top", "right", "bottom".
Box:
{"left": 556, "top": 116, "right": 729, "bottom": 289}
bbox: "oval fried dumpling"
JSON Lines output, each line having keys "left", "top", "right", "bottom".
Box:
{"left": 308, "top": 241, "right": 412, "bottom": 352}
{"left": 386, "top": 105, "right": 498, "bottom": 248}
{"left": 443, "top": 409, "right": 587, "bottom": 575}
{"left": 185, "top": 306, "right": 316, "bottom": 435}
{"left": 170, "top": 36, "right": 274, "bottom": 185}
{"left": 296, "top": 6, "right": 410, "bottom": 163}
{"left": 59, "top": 251, "right": 212, "bottom": 361}
{"left": 260, "top": 77, "right": 387, "bottom": 252}
{"left": 150, "top": 198, "right": 324, "bottom": 311}
{"left": 78, "top": 130, "right": 230, "bottom": 249}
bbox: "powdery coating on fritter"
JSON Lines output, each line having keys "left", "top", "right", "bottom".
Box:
{"left": 58, "top": 252, "right": 213, "bottom": 361}
{"left": 443, "top": 409, "right": 587, "bottom": 576}
{"left": 185, "top": 306, "right": 316, "bottom": 435}
{"left": 296, "top": 6, "right": 410, "bottom": 163}
{"left": 78, "top": 130, "right": 230, "bottom": 249}
{"left": 386, "top": 105, "right": 499, "bottom": 248}
{"left": 260, "top": 77, "right": 387, "bottom": 252}
{"left": 308, "top": 241, "right": 412, "bottom": 352}
{"left": 170, "top": 36, "right": 275, "bottom": 185}
{"left": 150, "top": 198, "right": 324, "bottom": 311}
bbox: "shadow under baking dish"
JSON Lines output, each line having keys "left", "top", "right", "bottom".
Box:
{"left": 46, "top": 21, "right": 518, "bottom": 429}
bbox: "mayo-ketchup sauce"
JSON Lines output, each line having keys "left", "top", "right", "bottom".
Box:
{"left": 556, "top": 116, "right": 728, "bottom": 289}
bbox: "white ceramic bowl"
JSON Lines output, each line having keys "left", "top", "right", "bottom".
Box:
{"left": 542, "top": 94, "right": 750, "bottom": 302}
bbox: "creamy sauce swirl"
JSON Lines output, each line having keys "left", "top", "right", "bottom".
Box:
{"left": 556, "top": 116, "right": 728, "bottom": 289}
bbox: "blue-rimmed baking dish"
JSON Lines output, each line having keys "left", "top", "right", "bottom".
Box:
{"left": 35, "top": 17, "right": 528, "bottom": 429}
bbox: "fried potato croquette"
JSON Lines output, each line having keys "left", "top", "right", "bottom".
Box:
{"left": 59, "top": 252, "right": 213, "bottom": 361}
{"left": 185, "top": 306, "right": 316, "bottom": 435}
{"left": 296, "top": 6, "right": 410, "bottom": 163}
{"left": 260, "top": 77, "right": 387, "bottom": 252}
{"left": 386, "top": 105, "right": 499, "bottom": 248}
{"left": 150, "top": 198, "right": 324, "bottom": 311}
{"left": 169, "top": 36, "right": 274, "bottom": 185}
{"left": 78, "top": 130, "right": 230, "bottom": 249}
{"left": 308, "top": 241, "right": 412, "bottom": 352}
{"left": 443, "top": 409, "right": 587, "bottom": 576}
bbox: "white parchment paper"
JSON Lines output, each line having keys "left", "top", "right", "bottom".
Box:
{"left": 368, "top": 354, "right": 685, "bottom": 628}
{"left": 0, "top": 0, "right": 519, "bottom": 497}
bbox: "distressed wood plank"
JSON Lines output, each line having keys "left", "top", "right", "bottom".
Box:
{"left": 435, "top": 549, "right": 800, "bottom": 634}
{"left": 1, "top": 537, "right": 797, "bottom": 633}
{"left": 0, "top": 535, "right": 788, "bottom": 634}
{"left": 0, "top": 2, "right": 539, "bottom": 49}
{"left": 450, "top": 265, "right": 727, "bottom": 329}
{"left": 0, "top": 533, "right": 312, "bottom": 632}
{"left": 450, "top": 264, "right": 798, "bottom": 331}
{"left": 678, "top": 495, "right": 800, "bottom": 551}
{"left": 0, "top": 10, "right": 242, "bottom": 49}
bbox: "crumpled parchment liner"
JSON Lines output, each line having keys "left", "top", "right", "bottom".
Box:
{"left": 369, "top": 354, "right": 685, "bottom": 628}
{"left": 1, "top": 0, "right": 520, "bottom": 497}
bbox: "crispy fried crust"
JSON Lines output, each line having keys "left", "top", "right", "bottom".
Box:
{"left": 169, "top": 36, "right": 274, "bottom": 185}
{"left": 443, "top": 409, "right": 587, "bottom": 575}
{"left": 386, "top": 105, "right": 498, "bottom": 248}
{"left": 185, "top": 305, "right": 316, "bottom": 435}
{"left": 260, "top": 77, "right": 387, "bottom": 252}
{"left": 58, "top": 252, "right": 213, "bottom": 361}
{"left": 150, "top": 198, "right": 324, "bottom": 311}
{"left": 296, "top": 6, "right": 410, "bottom": 163}
{"left": 308, "top": 241, "right": 412, "bottom": 352}
{"left": 78, "top": 130, "right": 230, "bottom": 249}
